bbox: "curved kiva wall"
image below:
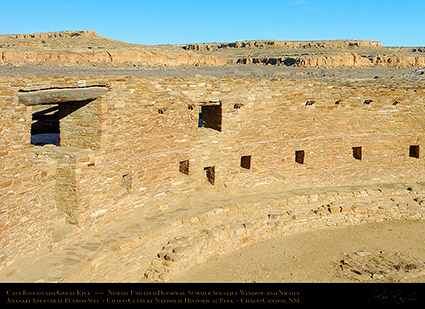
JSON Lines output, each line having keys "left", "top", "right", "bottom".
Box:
{"left": 62, "top": 183, "right": 425, "bottom": 282}
{"left": 1, "top": 74, "right": 425, "bottom": 278}
{"left": 145, "top": 183, "right": 425, "bottom": 282}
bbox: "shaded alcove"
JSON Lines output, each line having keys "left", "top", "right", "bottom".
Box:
{"left": 352, "top": 146, "right": 362, "bottom": 160}
{"left": 30, "top": 100, "right": 93, "bottom": 146}
{"left": 295, "top": 150, "right": 305, "bottom": 164}
{"left": 30, "top": 105, "right": 60, "bottom": 146}
{"left": 409, "top": 145, "right": 420, "bottom": 158}
{"left": 198, "top": 101, "right": 222, "bottom": 132}
{"left": 179, "top": 160, "right": 190, "bottom": 175}
{"left": 20, "top": 86, "right": 108, "bottom": 149}
{"left": 204, "top": 166, "right": 215, "bottom": 185}
{"left": 241, "top": 155, "right": 252, "bottom": 170}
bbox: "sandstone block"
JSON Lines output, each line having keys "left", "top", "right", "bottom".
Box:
{"left": 314, "top": 208, "right": 329, "bottom": 216}
{"left": 329, "top": 206, "right": 341, "bottom": 214}
{"left": 19, "top": 86, "right": 109, "bottom": 105}
{"left": 352, "top": 205, "right": 367, "bottom": 213}
{"left": 340, "top": 206, "right": 352, "bottom": 213}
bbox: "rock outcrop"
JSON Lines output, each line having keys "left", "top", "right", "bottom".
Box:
{"left": 184, "top": 39, "right": 382, "bottom": 51}
{"left": 233, "top": 53, "right": 425, "bottom": 68}
{"left": 0, "top": 30, "right": 226, "bottom": 67}
{"left": 1, "top": 31, "right": 424, "bottom": 69}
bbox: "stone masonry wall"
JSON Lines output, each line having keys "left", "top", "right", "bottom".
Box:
{"left": 1, "top": 74, "right": 425, "bottom": 276}
{"left": 0, "top": 79, "right": 57, "bottom": 272}
{"left": 63, "top": 182, "right": 425, "bottom": 282}
{"left": 143, "top": 183, "right": 425, "bottom": 282}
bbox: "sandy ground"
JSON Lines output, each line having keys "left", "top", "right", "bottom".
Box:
{"left": 171, "top": 219, "right": 425, "bottom": 283}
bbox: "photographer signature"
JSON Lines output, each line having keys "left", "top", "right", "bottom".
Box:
{"left": 369, "top": 289, "right": 418, "bottom": 305}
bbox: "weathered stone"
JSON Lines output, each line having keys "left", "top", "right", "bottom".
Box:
{"left": 2, "top": 34, "right": 425, "bottom": 283}
{"left": 19, "top": 86, "right": 109, "bottom": 105}
{"left": 352, "top": 206, "right": 367, "bottom": 213}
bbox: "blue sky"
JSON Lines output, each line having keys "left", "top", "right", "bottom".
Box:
{"left": 1, "top": 0, "right": 424, "bottom": 46}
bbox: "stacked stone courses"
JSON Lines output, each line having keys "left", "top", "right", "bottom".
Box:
{"left": 1, "top": 72, "right": 425, "bottom": 281}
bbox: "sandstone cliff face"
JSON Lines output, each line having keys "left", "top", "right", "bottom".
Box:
{"left": 232, "top": 53, "right": 425, "bottom": 69}
{"left": 185, "top": 39, "right": 425, "bottom": 69}
{"left": 0, "top": 30, "right": 424, "bottom": 69}
{"left": 0, "top": 30, "right": 226, "bottom": 67}
{"left": 0, "top": 30, "right": 104, "bottom": 40}
{"left": 184, "top": 39, "right": 383, "bottom": 51}
{"left": 0, "top": 49, "right": 226, "bottom": 67}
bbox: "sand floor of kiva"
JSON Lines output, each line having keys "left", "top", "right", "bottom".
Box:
{"left": 170, "top": 219, "right": 425, "bottom": 283}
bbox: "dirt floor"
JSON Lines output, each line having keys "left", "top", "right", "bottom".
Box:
{"left": 170, "top": 219, "right": 425, "bottom": 283}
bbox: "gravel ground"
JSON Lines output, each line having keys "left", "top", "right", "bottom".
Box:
{"left": 0, "top": 63, "right": 413, "bottom": 80}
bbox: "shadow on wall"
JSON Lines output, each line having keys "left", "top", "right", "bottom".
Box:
{"left": 30, "top": 100, "right": 93, "bottom": 146}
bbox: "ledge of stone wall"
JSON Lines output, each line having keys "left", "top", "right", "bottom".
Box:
{"left": 142, "top": 184, "right": 425, "bottom": 282}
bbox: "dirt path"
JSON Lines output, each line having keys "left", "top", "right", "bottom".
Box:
{"left": 171, "top": 219, "right": 425, "bottom": 283}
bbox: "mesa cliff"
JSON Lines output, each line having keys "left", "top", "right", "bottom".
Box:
{"left": 1, "top": 30, "right": 424, "bottom": 69}
{"left": 0, "top": 30, "right": 226, "bottom": 67}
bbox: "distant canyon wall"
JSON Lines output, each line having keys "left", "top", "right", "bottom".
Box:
{"left": 233, "top": 53, "right": 425, "bottom": 69}
{"left": 2, "top": 49, "right": 424, "bottom": 69}
{"left": 183, "top": 39, "right": 383, "bottom": 51}
{"left": 0, "top": 49, "right": 227, "bottom": 67}
{"left": 1, "top": 33, "right": 424, "bottom": 68}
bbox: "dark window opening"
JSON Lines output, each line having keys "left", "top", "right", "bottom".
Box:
{"left": 30, "top": 100, "right": 92, "bottom": 147}
{"left": 295, "top": 150, "right": 305, "bottom": 164}
{"left": 198, "top": 103, "right": 222, "bottom": 132}
{"left": 353, "top": 146, "right": 362, "bottom": 160}
{"left": 31, "top": 105, "right": 60, "bottom": 146}
{"left": 179, "top": 160, "right": 190, "bottom": 175}
{"left": 241, "top": 155, "right": 251, "bottom": 170}
{"left": 204, "top": 166, "right": 215, "bottom": 185}
{"left": 122, "top": 174, "right": 132, "bottom": 193}
{"left": 198, "top": 112, "right": 203, "bottom": 127}
{"left": 409, "top": 145, "right": 420, "bottom": 158}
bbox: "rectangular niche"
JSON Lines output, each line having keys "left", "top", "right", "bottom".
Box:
{"left": 409, "top": 145, "right": 420, "bottom": 158}
{"left": 295, "top": 150, "right": 305, "bottom": 164}
{"left": 198, "top": 101, "right": 222, "bottom": 132}
{"left": 204, "top": 166, "right": 215, "bottom": 185}
{"left": 122, "top": 174, "right": 132, "bottom": 193}
{"left": 240, "top": 155, "right": 251, "bottom": 170}
{"left": 352, "top": 146, "right": 362, "bottom": 160}
{"left": 179, "top": 160, "right": 190, "bottom": 175}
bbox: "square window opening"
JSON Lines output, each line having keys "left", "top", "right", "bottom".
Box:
{"left": 204, "top": 166, "right": 215, "bottom": 185}
{"left": 353, "top": 146, "right": 362, "bottom": 160}
{"left": 241, "top": 155, "right": 251, "bottom": 170}
{"left": 198, "top": 103, "right": 222, "bottom": 132}
{"left": 179, "top": 160, "right": 190, "bottom": 175}
{"left": 409, "top": 145, "right": 420, "bottom": 158}
{"left": 295, "top": 150, "right": 305, "bottom": 164}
